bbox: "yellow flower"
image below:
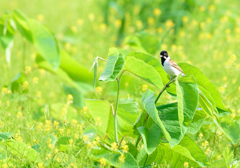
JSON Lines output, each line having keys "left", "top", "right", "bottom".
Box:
{"left": 199, "top": 6, "right": 205, "bottom": 12}
{"left": 76, "top": 18, "right": 84, "bottom": 26}
{"left": 165, "top": 20, "right": 174, "bottom": 28}
{"left": 230, "top": 54, "right": 237, "bottom": 61}
{"left": 198, "top": 133, "right": 203, "bottom": 138}
{"left": 69, "top": 139, "right": 73, "bottom": 145}
{"left": 6, "top": 101, "right": 10, "bottom": 108}
{"left": 71, "top": 119, "right": 78, "bottom": 126}
{"left": 38, "top": 163, "right": 44, "bottom": 168}
{"left": 179, "top": 31, "right": 185, "bottom": 37}
{"left": 87, "top": 142, "right": 92, "bottom": 149}
{"left": 184, "top": 162, "right": 189, "bottom": 168}
{"left": 25, "top": 66, "right": 32, "bottom": 74}
{"left": 122, "top": 145, "right": 129, "bottom": 153}
{"left": 99, "top": 158, "right": 107, "bottom": 166}
{"left": 59, "top": 128, "right": 64, "bottom": 134}
{"left": 67, "top": 94, "right": 74, "bottom": 103}
{"left": 48, "top": 143, "right": 53, "bottom": 149}
{"left": 92, "top": 140, "right": 98, "bottom": 146}
{"left": 142, "top": 84, "right": 148, "bottom": 91}
{"left": 119, "top": 154, "right": 125, "bottom": 163}
{"left": 136, "top": 20, "right": 143, "bottom": 29}
{"left": 182, "top": 16, "right": 189, "bottom": 23}
{"left": 202, "top": 141, "right": 209, "bottom": 148}
{"left": 88, "top": 13, "right": 95, "bottom": 21}
{"left": 64, "top": 42, "right": 71, "bottom": 51}
{"left": 22, "top": 81, "right": 29, "bottom": 90}
{"left": 95, "top": 136, "right": 100, "bottom": 142}
{"left": 2, "top": 163, "right": 8, "bottom": 168}
{"left": 100, "top": 23, "right": 107, "bottom": 31}
{"left": 157, "top": 27, "right": 163, "bottom": 33}
{"left": 70, "top": 163, "right": 77, "bottom": 168}
{"left": 111, "top": 142, "right": 118, "bottom": 151}
{"left": 37, "top": 14, "right": 44, "bottom": 22}
{"left": 17, "top": 112, "right": 23, "bottom": 118}
{"left": 35, "top": 91, "right": 42, "bottom": 98}
{"left": 32, "top": 77, "right": 39, "bottom": 84}
{"left": 96, "top": 87, "right": 102, "bottom": 94}
{"left": 70, "top": 25, "right": 78, "bottom": 33}
{"left": 153, "top": 8, "right": 161, "bottom": 16}
{"left": 2, "top": 87, "right": 8, "bottom": 95}
{"left": 205, "top": 147, "right": 211, "bottom": 154}
{"left": 67, "top": 129, "right": 71, "bottom": 135}
{"left": 208, "top": 4, "right": 215, "bottom": 12}
{"left": 83, "top": 106, "right": 88, "bottom": 113}
{"left": 83, "top": 135, "right": 89, "bottom": 143}
{"left": 217, "top": 155, "right": 222, "bottom": 160}
{"left": 114, "top": 19, "right": 122, "bottom": 28}
{"left": 53, "top": 121, "right": 59, "bottom": 128}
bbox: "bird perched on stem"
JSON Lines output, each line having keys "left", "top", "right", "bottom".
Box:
{"left": 160, "top": 50, "right": 185, "bottom": 80}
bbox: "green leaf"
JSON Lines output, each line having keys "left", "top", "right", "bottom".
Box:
{"left": 126, "top": 142, "right": 138, "bottom": 158}
{"left": 85, "top": 99, "right": 114, "bottom": 142}
{"left": 141, "top": 89, "right": 170, "bottom": 141}
{"left": 12, "top": 9, "right": 33, "bottom": 42}
{"left": 137, "top": 124, "right": 162, "bottom": 154}
{"left": 155, "top": 136, "right": 209, "bottom": 167}
{"left": 56, "top": 137, "right": 71, "bottom": 151}
{"left": 187, "top": 109, "right": 207, "bottom": 134}
{"left": 6, "top": 139, "right": 40, "bottom": 162}
{"left": 0, "top": 146, "right": 7, "bottom": 159}
{"left": 91, "top": 146, "right": 138, "bottom": 168}
{"left": 216, "top": 116, "right": 240, "bottom": 144}
{"left": 99, "top": 47, "right": 124, "bottom": 82}
{"left": 179, "top": 63, "right": 230, "bottom": 113}
{"left": 29, "top": 19, "right": 60, "bottom": 69}
{"left": 83, "top": 124, "right": 97, "bottom": 141}
{"left": 125, "top": 54, "right": 164, "bottom": 89}
{"left": 117, "top": 98, "right": 140, "bottom": 136}
{"left": 198, "top": 87, "right": 215, "bottom": 117}
{"left": 62, "top": 84, "right": 85, "bottom": 108}
{"left": 11, "top": 72, "right": 27, "bottom": 93}
{"left": 176, "top": 75, "right": 199, "bottom": 128}
{"left": 0, "top": 132, "right": 12, "bottom": 141}
{"left": 60, "top": 50, "right": 93, "bottom": 83}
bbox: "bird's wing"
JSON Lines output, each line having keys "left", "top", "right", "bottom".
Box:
{"left": 169, "top": 59, "right": 184, "bottom": 74}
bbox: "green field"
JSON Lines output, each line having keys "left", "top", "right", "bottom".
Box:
{"left": 0, "top": 0, "right": 240, "bottom": 167}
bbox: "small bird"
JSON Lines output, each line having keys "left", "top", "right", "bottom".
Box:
{"left": 160, "top": 50, "right": 185, "bottom": 80}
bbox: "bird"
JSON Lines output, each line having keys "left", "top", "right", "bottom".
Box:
{"left": 160, "top": 50, "right": 185, "bottom": 80}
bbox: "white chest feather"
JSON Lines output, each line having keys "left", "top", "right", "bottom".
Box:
{"left": 163, "top": 58, "right": 182, "bottom": 77}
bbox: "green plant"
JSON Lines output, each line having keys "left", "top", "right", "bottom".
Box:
{"left": 86, "top": 47, "right": 239, "bottom": 167}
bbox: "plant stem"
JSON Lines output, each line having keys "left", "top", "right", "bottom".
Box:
{"left": 143, "top": 154, "right": 149, "bottom": 166}
{"left": 114, "top": 78, "right": 120, "bottom": 143}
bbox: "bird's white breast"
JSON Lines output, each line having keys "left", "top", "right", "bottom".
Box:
{"left": 163, "top": 58, "right": 182, "bottom": 77}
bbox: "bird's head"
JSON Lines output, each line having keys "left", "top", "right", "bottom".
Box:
{"left": 160, "top": 50, "right": 169, "bottom": 59}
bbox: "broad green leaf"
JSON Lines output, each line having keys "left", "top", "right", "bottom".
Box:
{"left": 215, "top": 116, "right": 240, "bottom": 144}
{"left": 179, "top": 63, "right": 230, "bottom": 113}
{"left": 137, "top": 124, "right": 162, "bottom": 154}
{"left": 136, "top": 147, "right": 158, "bottom": 167}
{"left": 155, "top": 136, "right": 209, "bottom": 167}
{"left": 0, "top": 132, "right": 12, "bottom": 141}
{"left": 99, "top": 47, "right": 124, "bottom": 82}
{"left": 176, "top": 75, "right": 199, "bottom": 128}
{"left": 63, "top": 84, "right": 85, "bottom": 108}
{"left": 91, "top": 146, "right": 138, "bottom": 168}
{"left": 126, "top": 142, "right": 138, "bottom": 158}
{"left": 0, "top": 146, "right": 6, "bottom": 159}
{"left": 83, "top": 124, "right": 97, "bottom": 140}
{"left": 117, "top": 98, "right": 139, "bottom": 135}
{"left": 12, "top": 9, "right": 33, "bottom": 42}
{"left": 125, "top": 52, "right": 174, "bottom": 96}
{"left": 187, "top": 109, "right": 207, "bottom": 134}
{"left": 157, "top": 102, "right": 205, "bottom": 147}
{"left": 85, "top": 99, "right": 114, "bottom": 142}
{"left": 6, "top": 139, "right": 40, "bottom": 162}
{"left": 125, "top": 55, "right": 164, "bottom": 89}
{"left": 198, "top": 88, "right": 215, "bottom": 117}
{"left": 56, "top": 137, "right": 71, "bottom": 151}
{"left": 29, "top": 19, "right": 60, "bottom": 69}
{"left": 60, "top": 50, "right": 93, "bottom": 83}
{"left": 141, "top": 89, "right": 170, "bottom": 141}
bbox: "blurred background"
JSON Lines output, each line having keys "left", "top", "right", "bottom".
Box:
{"left": 0, "top": 0, "right": 240, "bottom": 166}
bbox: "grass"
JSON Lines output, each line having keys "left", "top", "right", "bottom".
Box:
{"left": 0, "top": 0, "right": 240, "bottom": 167}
